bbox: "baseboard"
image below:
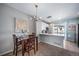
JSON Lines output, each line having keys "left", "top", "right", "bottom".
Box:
{"left": 0, "top": 50, "right": 13, "bottom": 56}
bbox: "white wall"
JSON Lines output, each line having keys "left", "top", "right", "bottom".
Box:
{"left": 36, "top": 21, "right": 42, "bottom": 35}
{"left": 0, "top": 4, "right": 35, "bottom": 55}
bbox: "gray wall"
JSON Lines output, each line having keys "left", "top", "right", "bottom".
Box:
{"left": 0, "top": 4, "right": 35, "bottom": 55}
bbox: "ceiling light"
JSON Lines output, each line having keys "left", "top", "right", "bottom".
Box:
{"left": 34, "top": 4, "right": 38, "bottom": 21}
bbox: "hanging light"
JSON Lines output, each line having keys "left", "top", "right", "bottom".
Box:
{"left": 34, "top": 4, "right": 38, "bottom": 21}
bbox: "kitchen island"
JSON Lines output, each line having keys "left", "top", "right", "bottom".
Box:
{"left": 39, "top": 33, "right": 65, "bottom": 48}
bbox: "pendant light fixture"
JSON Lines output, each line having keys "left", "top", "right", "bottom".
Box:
{"left": 34, "top": 4, "right": 38, "bottom": 21}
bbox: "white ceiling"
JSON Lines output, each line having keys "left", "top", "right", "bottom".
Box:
{"left": 6, "top": 3, "right": 79, "bottom": 23}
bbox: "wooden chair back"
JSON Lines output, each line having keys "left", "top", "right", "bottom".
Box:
{"left": 13, "top": 34, "right": 22, "bottom": 56}
{"left": 22, "top": 37, "right": 37, "bottom": 56}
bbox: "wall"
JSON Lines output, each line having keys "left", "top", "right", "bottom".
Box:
{"left": 0, "top": 4, "right": 35, "bottom": 55}
{"left": 55, "top": 18, "right": 79, "bottom": 42}
{"left": 65, "top": 18, "right": 79, "bottom": 42}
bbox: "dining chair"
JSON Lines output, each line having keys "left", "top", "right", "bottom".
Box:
{"left": 22, "top": 37, "right": 36, "bottom": 56}
{"left": 13, "top": 34, "right": 22, "bottom": 56}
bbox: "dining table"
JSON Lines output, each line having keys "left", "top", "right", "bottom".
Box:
{"left": 16, "top": 34, "right": 38, "bottom": 51}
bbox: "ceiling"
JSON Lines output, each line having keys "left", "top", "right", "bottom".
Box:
{"left": 6, "top": 3, "right": 79, "bottom": 23}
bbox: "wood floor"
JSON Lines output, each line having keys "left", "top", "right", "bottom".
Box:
{"left": 3, "top": 42, "right": 79, "bottom": 56}
{"left": 64, "top": 40, "right": 79, "bottom": 53}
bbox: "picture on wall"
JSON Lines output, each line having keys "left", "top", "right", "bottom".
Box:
{"left": 68, "top": 24, "right": 76, "bottom": 32}
{"left": 14, "top": 17, "right": 27, "bottom": 33}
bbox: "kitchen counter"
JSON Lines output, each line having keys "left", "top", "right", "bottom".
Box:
{"left": 39, "top": 33, "right": 65, "bottom": 48}
{"left": 40, "top": 33, "right": 64, "bottom": 36}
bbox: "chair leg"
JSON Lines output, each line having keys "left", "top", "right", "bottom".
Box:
{"left": 22, "top": 47, "right": 25, "bottom": 56}
{"left": 22, "top": 48, "right": 25, "bottom": 56}
{"left": 22, "top": 40, "right": 25, "bottom": 56}
{"left": 36, "top": 38, "right": 38, "bottom": 51}
{"left": 34, "top": 44, "right": 36, "bottom": 54}
{"left": 22, "top": 51, "right": 25, "bottom": 56}
{"left": 15, "top": 46, "right": 18, "bottom": 56}
{"left": 27, "top": 46, "right": 30, "bottom": 56}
